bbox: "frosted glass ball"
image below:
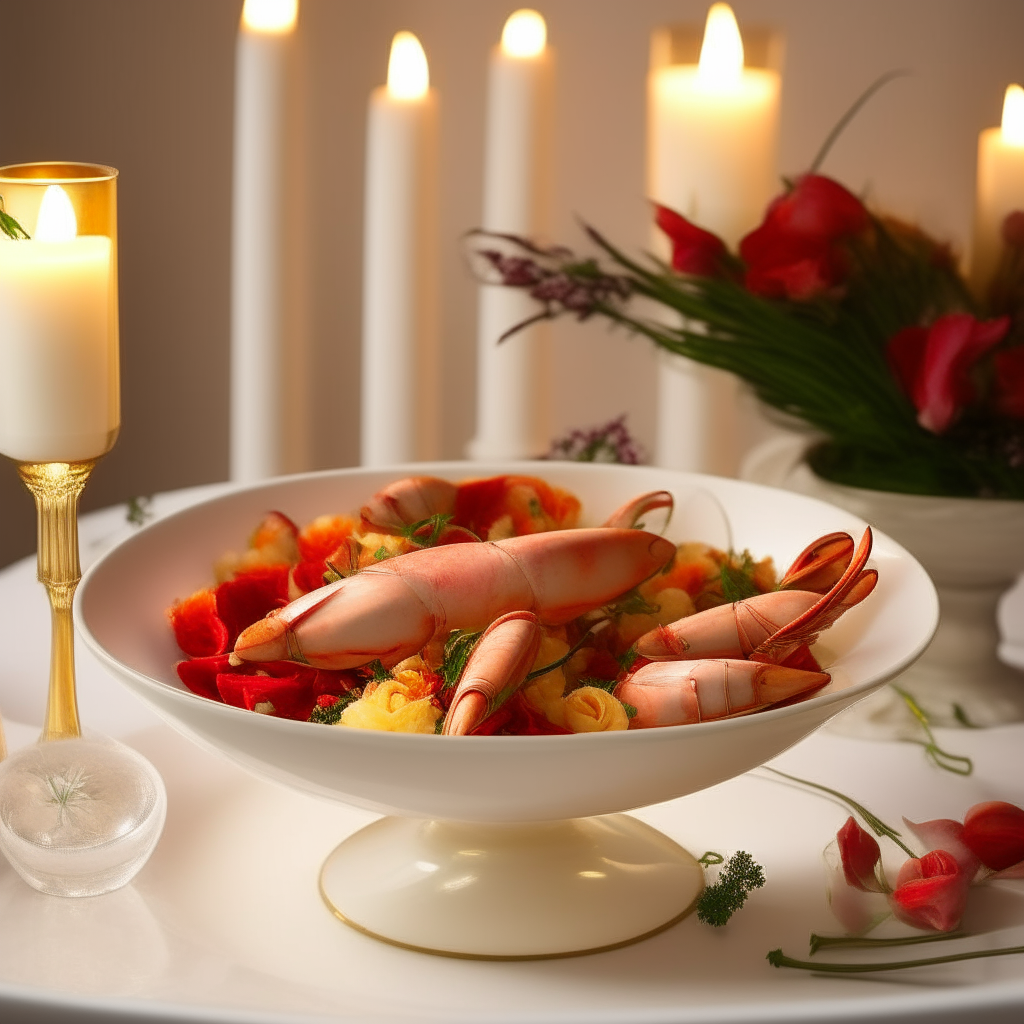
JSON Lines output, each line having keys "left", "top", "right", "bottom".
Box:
{"left": 0, "top": 735, "right": 166, "bottom": 897}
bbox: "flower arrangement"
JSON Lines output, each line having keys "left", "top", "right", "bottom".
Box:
{"left": 471, "top": 153, "right": 1024, "bottom": 501}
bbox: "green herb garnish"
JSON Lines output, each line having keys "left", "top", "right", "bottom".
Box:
{"left": 696, "top": 850, "right": 766, "bottom": 926}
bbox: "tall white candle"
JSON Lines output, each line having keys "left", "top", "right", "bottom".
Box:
{"left": 648, "top": 3, "right": 780, "bottom": 475}
{"left": 971, "top": 84, "right": 1024, "bottom": 296}
{"left": 231, "top": 0, "right": 301, "bottom": 482}
{"left": 468, "top": 9, "right": 553, "bottom": 462}
{"left": 0, "top": 186, "right": 117, "bottom": 463}
{"left": 361, "top": 31, "right": 439, "bottom": 467}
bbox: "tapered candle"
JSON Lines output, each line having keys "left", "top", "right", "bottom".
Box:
{"left": 971, "top": 84, "right": 1024, "bottom": 297}
{"left": 648, "top": 3, "right": 780, "bottom": 474}
{"left": 231, "top": 0, "right": 300, "bottom": 482}
{"left": 469, "top": 9, "right": 553, "bottom": 462}
{"left": 361, "top": 31, "right": 439, "bottom": 467}
{"left": 0, "top": 184, "right": 117, "bottom": 463}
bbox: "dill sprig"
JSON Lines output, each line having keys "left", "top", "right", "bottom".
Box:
{"left": 0, "top": 197, "right": 30, "bottom": 240}
{"left": 696, "top": 850, "right": 766, "bottom": 927}
{"left": 720, "top": 550, "right": 760, "bottom": 603}
{"left": 439, "top": 629, "right": 483, "bottom": 694}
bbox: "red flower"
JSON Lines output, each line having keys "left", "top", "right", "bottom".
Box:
{"left": 889, "top": 850, "right": 968, "bottom": 932}
{"left": 887, "top": 313, "right": 1011, "bottom": 433}
{"left": 837, "top": 816, "right": 885, "bottom": 892}
{"left": 654, "top": 204, "right": 728, "bottom": 277}
{"left": 739, "top": 175, "right": 870, "bottom": 300}
{"left": 993, "top": 347, "right": 1024, "bottom": 419}
{"left": 963, "top": 801, "right": 1024, "bottom": 872}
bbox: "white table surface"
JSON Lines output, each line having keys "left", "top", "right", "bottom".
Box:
{"left": 1, "top": 484, "right": 1024, "bottom": 1024}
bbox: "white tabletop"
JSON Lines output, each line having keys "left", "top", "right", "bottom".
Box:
{"left": 1, "top": 486, "right": 1023, "bottom": 1024}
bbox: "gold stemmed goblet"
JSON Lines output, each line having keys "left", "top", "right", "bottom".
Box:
{"left": 0, "top": 163, "right": 165, "bottom": 896}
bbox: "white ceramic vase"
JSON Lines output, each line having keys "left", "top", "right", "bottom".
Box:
{"left": 744, "top": 436, "right": 1024, "bottom": 735}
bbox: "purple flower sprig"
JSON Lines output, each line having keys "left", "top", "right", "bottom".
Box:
{"left": 468, "top": 230, "right": 633, "bottom": 342}
{"left": 543, "top": 414, "right": 646, "bottom": 465}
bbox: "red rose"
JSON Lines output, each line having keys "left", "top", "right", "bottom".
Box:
{"left": 739, "top": 175, "right": 870, "bottom": 300}
{"left": 654, "top": 204, "right": 728, "bottom": 277}
{"left": 993, "top": 347, "right": 1024, "bottom": 419}
{"left": 887, "top": 313, "right": 1011, "bottom": 433}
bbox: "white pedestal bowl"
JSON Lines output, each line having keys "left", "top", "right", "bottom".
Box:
{"left": 75, "top": 463, "right": 937, "bottom": 959}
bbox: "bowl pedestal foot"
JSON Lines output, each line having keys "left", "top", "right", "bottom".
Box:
{"left": 319, "top": 812, "right": 704, "bottom": 959}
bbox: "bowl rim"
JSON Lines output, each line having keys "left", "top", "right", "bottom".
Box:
{"left": 75, "top": 460, "right": 940, "bottom": 744}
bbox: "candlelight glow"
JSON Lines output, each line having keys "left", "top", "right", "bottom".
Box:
{"left": 698, "top": 3, "right": 744, "bottom": 91}
{"left": 35, "top": 186, "right": 77, "bottom": 242}
{"left": 241, "top": 0, "right": 298, "bottom": 33}
{"left": 501, "top": 9, "right": 547, "bottom": 58}
{"left": 387, "top": 31, "right": 429, "bottom": 100}
{"left": 1002, "top": 84, "right": 1024, "bottom": 146}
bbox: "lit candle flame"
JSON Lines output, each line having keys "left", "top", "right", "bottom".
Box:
{"left": 697, "top": 3, "right": 744, "bottom": 91}
{"left": 242, "top": 0, "right": 298, "bottom": 33}
{"left": 1002, "top": 83, "right": 1024, "bottom": 146}
{"left": 35, "top": 186, "right": 77, "bottom": 242}
{"left": 501, "top": 9, "right": 547, "bottom": 58}
{"left": 387, "top": 31, "right": 429, "bottom": 100}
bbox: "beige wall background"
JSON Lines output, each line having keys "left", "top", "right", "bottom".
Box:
{"left": 1, "top": 0, "right": 1022, "bottom": 568}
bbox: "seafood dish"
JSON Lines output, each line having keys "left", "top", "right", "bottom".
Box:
{"left": 167, "top": 474, "right": 877, "bottom": 736}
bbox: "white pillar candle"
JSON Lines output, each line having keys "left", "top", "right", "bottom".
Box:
{"left": 0, "top": 186, "right": 117, "bottom": 463}
{"left": 361, "top": 31, "right": 439, "bottom": 467}
{"left": 230, "top": 0, "right": 301, "bottom": 482}
{"left": 468, "top": 9, "right": 553, "bottom": 462}
{"left": 648, "top": 3, "right": 779, "bottom": 475}
{"left": 971, "top": 84, "right": 1024, "bottom": 296}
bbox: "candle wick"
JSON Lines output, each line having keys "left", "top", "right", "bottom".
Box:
{"left": 807, "top": 69, "right": 911, "bottom": 176}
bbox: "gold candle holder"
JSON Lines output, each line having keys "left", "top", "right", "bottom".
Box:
{"left": 0, "top": 164, "right": 165, "bottom": 897}
{"left": 0, "top": 162, "right": 119, "bottom": 742}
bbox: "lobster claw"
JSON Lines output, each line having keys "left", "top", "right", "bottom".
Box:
{"left": 602, "top": 490, "right": 674, "bottom": 531}
{"left": 615, "top": 658, "right": 830, "bottom": 728}
{"left": 442, "top": 611, "right": 542, "bottom": 736}
{"left": 360, "top": 476, "right": 458, "bottom": 533}
{"left": 779, "top": 531, "right": 855, "bottom": 593}
{"left": 750, "top": 528, "right": 877, "bottom": 665}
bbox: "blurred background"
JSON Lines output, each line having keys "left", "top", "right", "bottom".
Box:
{"left": 1, "top": 0, "right": 1022, "bottom": 568}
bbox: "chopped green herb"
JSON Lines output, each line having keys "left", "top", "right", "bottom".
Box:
{"left": 621, "top": 701, "right": 638, "bottom": 719}
{"left": 698, "top": 851, "right": 725, "bottom": 866}
{"left": 528, "top": 497, "right": 542, "bottom": 517}
{"left": 368, "top": 660, "right": 393, "bottom": 681}
{"left": 605, "top": 588, "right": 659, "bottom": 617}
{"left": 308, "top": 692, "right": 360, "bottom": 725}
{"left": 373, "top": 545, "right": 389, "bottom": 561}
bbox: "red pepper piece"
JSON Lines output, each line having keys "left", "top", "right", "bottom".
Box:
{"left": 176, "top": 653, "right": 233, "bottom": 700}
{"left": 216, "top": 671, "right": 318, "bottom": 721}
{"left": 215, "top": 565, "right": 290, "bottom": 645}
{"left": 291, "top": 558, "right": 330, "bottom": 595}
{"left": 168, "top": 589, "right": 230, "bottom": 658}
{"left": 297, "top": 515, "right": 356, "bottom": 562}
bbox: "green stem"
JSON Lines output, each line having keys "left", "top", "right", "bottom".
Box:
{"left": 525, "top": 621, "right": 607, "bottom": 681}
{"left": 808, "top": 70, "right": 911, "bottom": 174}
{"left": 809, "top": 931, "right": 965, "bottom": 955}
{"left": 760, "top": 767, "right": 917, "bottom": 858}
{"left": 892, "top": 686, "right": 974, "bottom": 776}
{"left": 768, "top": 944, "right": 1024, "bottom": 973}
